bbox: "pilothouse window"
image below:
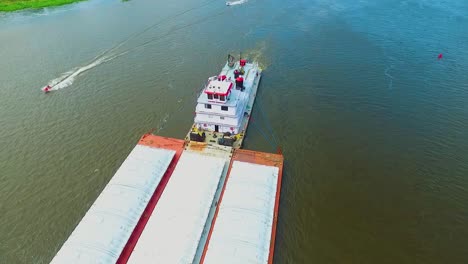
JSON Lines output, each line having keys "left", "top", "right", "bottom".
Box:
{"left": 219, "top": 95, "right": 225, "bottom": 101}
{"left": 207, "top": 94, "right": 213, "bottom": 100}
{"left": 214, "top": 94, "right": 219, "bottom": 99}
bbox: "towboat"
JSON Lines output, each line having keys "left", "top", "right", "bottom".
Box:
{"left": 187, "top": 57, "right": 261, "bottom": 148}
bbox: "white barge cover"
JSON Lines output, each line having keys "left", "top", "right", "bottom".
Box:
{"left": 127, "top": 151, "right": 227, "bottom": 263}
{"left": 51, "top": 142, "right": 177, "bottom": 264}
{"left": 201, "top": 149, "right": 283, "bottom": 264}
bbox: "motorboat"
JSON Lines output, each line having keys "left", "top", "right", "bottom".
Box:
{"left": 42, "top": 85, "right": 52, "bottom": 93}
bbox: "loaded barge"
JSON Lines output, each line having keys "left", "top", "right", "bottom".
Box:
{"left": 51, "top": 55, "right": 284, "bottom": 264}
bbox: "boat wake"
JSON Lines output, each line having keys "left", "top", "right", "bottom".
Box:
{"left": 40, "top": 0, "right": 221, "bottom": 93}
{"left": 226, "top": 0, "right": 247, "bottom": 6}
{"left": 44, "top": 51, "right": 127, "bottom": 91}
{"left": 240, "top": 41, "right": 269, "bottom": 70}
{"left": 384, "top": 65, "right": 394, "bottom": 89}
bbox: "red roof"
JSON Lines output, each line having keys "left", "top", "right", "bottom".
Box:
{"left": 204, "top": 82, "right": 232, "bottom": 96}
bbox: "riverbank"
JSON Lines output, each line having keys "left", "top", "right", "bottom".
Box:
{"left": 0, "top": 0, "right": 84, "bottom": 12}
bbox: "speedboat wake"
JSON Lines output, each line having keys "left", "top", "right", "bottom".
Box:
{"left": 226, "top": 0, "right": 247, "bottom": 6}
{"left": 40, "top": 51, "right": 127, "bottom": 93}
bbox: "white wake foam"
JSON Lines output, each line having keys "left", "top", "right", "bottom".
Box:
{"left": 226, "top": 0, "right": 247, "bottom": 6}
{"left": 384, "top": 65, "right": 394, "bottom": 89}
{"left": 43, "top": 51, "right": 127, "bottom": 91}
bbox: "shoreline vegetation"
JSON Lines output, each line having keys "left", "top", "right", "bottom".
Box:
{"left": 0, "top": 0, "right": 84, "bottom": 12}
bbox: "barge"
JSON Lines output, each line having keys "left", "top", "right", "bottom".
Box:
{"left": 51, "top": 55, "right": 284, "bottom": 264}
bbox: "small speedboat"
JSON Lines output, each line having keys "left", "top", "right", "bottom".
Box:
{"left": 226, "top": 2, "right": 231, "bottom": 5}
{"left": 42, "top": 85, "right": 52, "bottom": 93}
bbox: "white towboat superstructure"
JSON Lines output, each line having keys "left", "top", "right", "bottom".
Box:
{"left": 187, "top": 55, "right": 262, "bottom": 149}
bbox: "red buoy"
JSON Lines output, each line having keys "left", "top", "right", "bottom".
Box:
{"left": 438, "top": 53, "right": 443, "bottom": 59}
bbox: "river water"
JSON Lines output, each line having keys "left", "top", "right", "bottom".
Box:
{"left": 1, "top": 0, "right": 468, "bottom": 263}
